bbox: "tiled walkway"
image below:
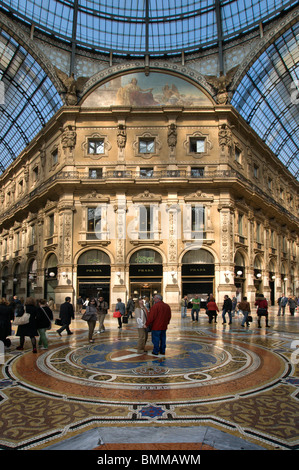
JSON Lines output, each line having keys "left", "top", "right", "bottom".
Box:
{"left": 1, "top": 307, "right": 298, "bottom": 451}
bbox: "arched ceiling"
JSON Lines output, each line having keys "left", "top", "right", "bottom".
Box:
{"left": 0, "top": 0, "right": 297, "bottom": 55}
{"left": 231, "top": 22, "right": 299, "bottom": 179}
{"left": 0, "top": 1, "right": 298, "bottom": 180}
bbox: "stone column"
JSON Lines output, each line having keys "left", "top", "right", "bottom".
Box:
{"left": 112, "top": 194, "right": 127, "bottom": 309}
{"left": 217, "top": 202, "right": 235, "bottom": 303}
{"left": 56, "top": 197, "right": 75, "bottom": 305}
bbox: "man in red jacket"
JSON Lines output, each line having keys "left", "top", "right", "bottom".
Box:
{"left": 146, "top": 294, "right": 171, "bottom": 355}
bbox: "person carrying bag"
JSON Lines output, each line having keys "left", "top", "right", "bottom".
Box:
{"left": 36, "top": 299, "right": 53, "bottom": 349}
{"left": 82, "top": 298, "right": 98, "bottom": 343}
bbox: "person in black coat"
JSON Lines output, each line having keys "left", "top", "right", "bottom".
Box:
{"left": 0, "top": 298, "right": 14, "bottom": 347}
{"left": 15, "top": 297, "right": 38, "bottom": 352}
{"left": 57, "top": 297, "right": 74, "bottom": 336}
{"left": 36, "top": 299, "right": 53, "bottom": 349}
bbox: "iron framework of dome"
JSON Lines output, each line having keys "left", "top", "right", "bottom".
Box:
{"left": 0, "top": 0, "right": 298, "bottom": 178}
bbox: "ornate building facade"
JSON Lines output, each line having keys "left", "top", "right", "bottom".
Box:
{"left": 0, "top": 5, "right": 298, "bottom": 311}
{"left": 0, "top": 66, "right": 298, "bottom": 311}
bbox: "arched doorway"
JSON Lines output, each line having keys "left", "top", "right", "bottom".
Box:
{"left": 77, "top": 249, "right": 111, "bottom": 305}
{"left": 44, "top": 254, "right": 58, "bottom": 302}
{"left": 234, "top": 251, "right": 246, "bottom": 300}
{"left": 181, "top": 249, "right": 215, "bottom": 305}
{"left": 129, "top": 249, "right": 163, "bottom": 303}
{"left": 269, "top": 260, "right": 276, "bottom": 305}
{"left": 27, "top": 259, "right": 37, "bottom": 298}
{"left": 254, "top": 256, "right": 263, "bottom": 295}
{"left": 1, "top": 266, "right": 8, "bottom": 298}
{"left": 13, "top": 263, "right": 21, "bottom": 297}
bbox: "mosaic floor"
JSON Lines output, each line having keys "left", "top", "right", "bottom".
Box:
{"left": 1, "top": 307, "right": 299, "bottom": 452}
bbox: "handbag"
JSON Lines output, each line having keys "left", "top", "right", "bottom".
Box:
{"left": 13, "top": 310, "right": 30, "bottom": 326}
{"left": 122, "top": 315, "right": 128, "bottom": 324}
{"left": 247, "top": 315, "right": 253, "bottom": 322}
{"left": 81, "top": 312, "right": 94, "bottom": 321}
{"left": 257, "top": 308, "right": 267, "bottom": 316}
{"left": 55, "top": 318, "right": 62, "bottom": 326}
{"left": 113, "top": 311, "right": 121, "bottom": 318}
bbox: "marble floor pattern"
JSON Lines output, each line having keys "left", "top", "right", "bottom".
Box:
{"left": 0, "top": 307, "right": 299, "bottom": 451}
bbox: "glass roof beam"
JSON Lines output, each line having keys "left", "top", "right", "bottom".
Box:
{"left": 70, "top": 0, "right": 79, "bottom": 75}
{"left": 215, "top": 0, "right": 224, "bottom": 74}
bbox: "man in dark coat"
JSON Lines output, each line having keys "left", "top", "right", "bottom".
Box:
{"left": 57, "top": 297, "right": 74, "bottom": 336}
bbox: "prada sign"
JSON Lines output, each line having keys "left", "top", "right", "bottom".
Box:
{"left": 129, "top": 265, "right": 163, "bottom": 277}
{"left": 182, "top": 264, "right": 214, "bottom": 276}
{"left": 77, "top": 265, "right": 111, "bottom": 276}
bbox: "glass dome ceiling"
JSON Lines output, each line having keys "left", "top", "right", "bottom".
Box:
{"left": 0, "top": 1, "right": 298, "bottom": 180}
{"left": 0, "top": 0, "right": 297, "bottom": 56}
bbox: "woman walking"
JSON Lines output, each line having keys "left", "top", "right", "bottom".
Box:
{"left": 115, "top": 298, "right": 126, "bottom": 329}
{"left": 82, "top": 298, "right": 98, "bottom": 342}
{"left": 15, "top": 297, "right": 38, "bottom": 353}
{"left": 36, "top": 299, "right": 53, "bottom": 349}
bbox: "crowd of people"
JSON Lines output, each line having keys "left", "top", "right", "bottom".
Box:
{"left": 0, "top": 293, "right": 172, "bottom": 356}
{"left": 0, "top": 291, "right": 298, "bottom": 354}
{"left": 183, "top": 292, "right": 299, "bottom": 328}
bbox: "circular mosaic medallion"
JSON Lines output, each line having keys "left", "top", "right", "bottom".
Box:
{"left": 10, "top": 331, "right": 287, "bottom": 403}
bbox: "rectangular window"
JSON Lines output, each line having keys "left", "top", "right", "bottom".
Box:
{"left": 271, "top": 230, "right": 275, "bottom": 247}
{"left": 191, "top": 167, "right": 204, "bottom": 177}
{"left": 253, "top": 164, "right": 258, "bottom": 178}
{"left": 33, "top": 166, "right": 39, "bottom": 181}
{"left": 268, "top": 178, "right": 272, "bottom": 189}
{"left": 88, "top": 139, "right": 104, "bottom": 154}
{"left": 139, "top": 138, "right": 155, "bottom": 154}
{"left": 140, "top": 167, "right": 154, "bottom": 178}
{"left": 238, "top": 213, "right": 244, "bottom": 235}
{"left": 89, "top": 168, "right": 103, "bottom": 179}
{"left": 15, "top": 232, "right": 20, "bottom": 251}
{"left": 31, "top": 225, "right": 35, "bottom": 245}
{"left": 18, "top": 179, "right": 23, "bottom": 194}
{"left": 190, "top": 137, "right": 205, "bottom": 153}
{"left": 87, "top": 207, "right": 102, "bottom": 239}
{"left": 139, "top": 206, "right": 153, "bottom": 239}
{"left": 235, "top": 147, "right": 241, "bottom": 163}
{"left": 256, "top": 223, "right": 261, "bottom": 242}
{"left": 52, "top": 148, "right": 58, "bottom": 165}
{"left": 49, "top": 214, "right": 54, "bottom": 237}
{"left": 191, "top": 206, "right": 205, "bottom": 239}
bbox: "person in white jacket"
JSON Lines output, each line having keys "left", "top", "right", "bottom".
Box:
{"left": 134, "top": 298, "right": 149, "bottom": 354}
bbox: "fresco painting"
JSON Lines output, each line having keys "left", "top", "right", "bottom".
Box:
{"left": 82, "top": 72, "right": 212, "bottom": 107}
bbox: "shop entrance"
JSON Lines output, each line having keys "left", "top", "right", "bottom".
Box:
{"left": 77, "top": 249, "right": 111, "bottom": 307}
{"left": 129, "top": 249, "right": 163, "bottom": 306}
{"left": 130, "top": 282, "right": 162, "bottom": 305}
{"left": 78, "top": 281, "right": 110, "bottom": 305}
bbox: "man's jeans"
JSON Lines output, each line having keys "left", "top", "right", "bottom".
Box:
{"left": 241, "top": 310, "right": 249, "bottom": 326}
{"left": 191, "top": 308, "right": 199, "bottom": 321}
{"left": 222, "top": 309, "right": 232, "bottom": 323}
{"left": 151, "top": 330, "right": 166, "bottom": 355}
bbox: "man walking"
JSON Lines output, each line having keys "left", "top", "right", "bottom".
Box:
{"left": 191, "top": 294, "right": 201, "bottom": 322}
{"left": 57, "top": 297, "right": 74, "bottom": 336}
{"left": 97, "top": 296, "right": 109, "bottom": 333}
{"left": 145, "top": 294, "right": 171, "bottom": 356}
{"left": 222, "top": 294, "right": 233, "bottom": 324}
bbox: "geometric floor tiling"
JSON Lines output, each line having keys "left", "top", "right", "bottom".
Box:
{"left": 1, "top": 307, "right": 299, "bottom": 452}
